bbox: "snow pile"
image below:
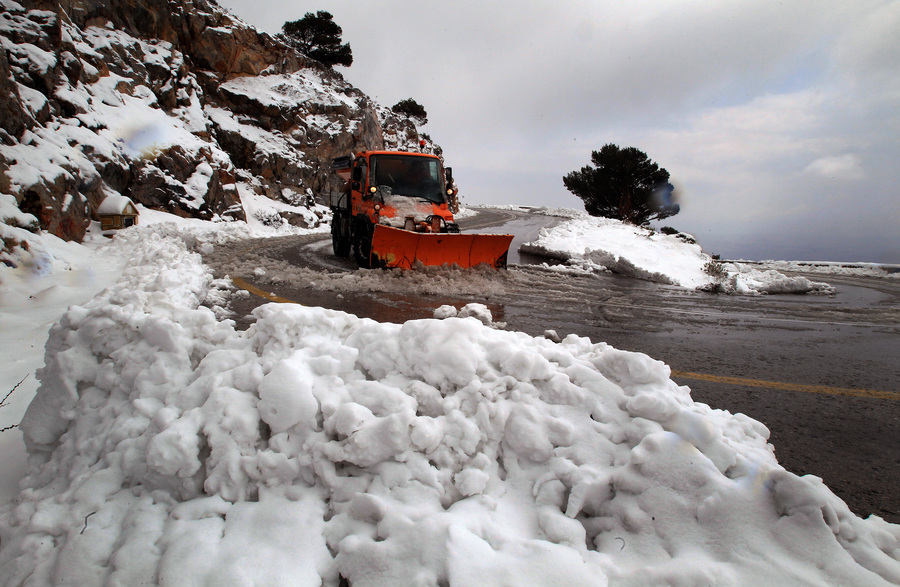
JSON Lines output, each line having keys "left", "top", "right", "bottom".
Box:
{"left": 433, "top": 302, "right": 495, "bottom": 325}
{"left": 473, "top": 204, "right": 533, "bottom": 213}
{"left": 2, "top": 228, "right": 899, "bottom": 586}
{"left": 0, "top": 205, "right": 330, "bottom": 503}
{"left": 522, "top": 216, "right": 835, "bottom": 295}
{"left": 750, "top": 260, "right": 900, "bottom": 279}
{"left": 0, "top": 218, "right": 128, "bottom": 500}
{"left": 451, "top": 205, "right": 480, "bottom": 220}
{"left": 713, "top": 263, "right": 838, "bottom": 295}
{"left": 137, "top": 204, "right": 328, "bottom": 244}
{"left": 528, "top": 206, "right": 588, "bottom": 219}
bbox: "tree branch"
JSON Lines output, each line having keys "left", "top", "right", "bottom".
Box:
{"left": 0, "top": 374, "right": 28, "bottom": 409}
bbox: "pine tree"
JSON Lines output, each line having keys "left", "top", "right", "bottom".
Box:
{"left": 563, "top": 144, "right": 679, "bottom": 224}
{"left": 282, "top": 11, "right": 353, "bottom": 67}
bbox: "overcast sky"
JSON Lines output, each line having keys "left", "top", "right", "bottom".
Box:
{"left": 217, "top": 0, "right": 899, "bottom": 262}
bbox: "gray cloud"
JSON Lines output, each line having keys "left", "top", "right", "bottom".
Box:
{"left": 218, "top": 0, "right": 899, "bottom": 262}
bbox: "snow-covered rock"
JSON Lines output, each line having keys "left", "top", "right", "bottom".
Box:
{"left": 0, "top": 0, "right": 441, "bottom": 247}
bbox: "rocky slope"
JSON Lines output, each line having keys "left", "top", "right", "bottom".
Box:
{"left": 0, "top": 0, "right": 433, "bottom": 252}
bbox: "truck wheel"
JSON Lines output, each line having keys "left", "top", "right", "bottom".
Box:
{"left": 353, "top": 220, "right": 373, "bottom": 268}
{"left": 331, "top": 211, "right": 351, "bottom": 257}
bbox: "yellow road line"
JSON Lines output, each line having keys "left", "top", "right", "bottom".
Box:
{"left": 232, "top": 277, "right": 300, "bottom": 305}
{"left": 671, "top": 371, "right": 900, "bottom": 401}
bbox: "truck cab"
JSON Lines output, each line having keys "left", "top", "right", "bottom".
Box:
{"left": 331, "top": 151, "right": 460, "bottom": 266}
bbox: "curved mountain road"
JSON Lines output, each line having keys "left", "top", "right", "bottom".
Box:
{"left": 204, "top": 207, "right": 900, "bottom": 523}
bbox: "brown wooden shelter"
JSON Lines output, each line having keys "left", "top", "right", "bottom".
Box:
{"left": 98, "top": 195, "right": 139, "bottom": 230}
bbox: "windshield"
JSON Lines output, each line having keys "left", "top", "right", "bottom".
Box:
{"left": 370, "top": 155, "right": 445, "bottom": 204}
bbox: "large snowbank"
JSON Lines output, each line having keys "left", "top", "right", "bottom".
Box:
{"left": 0, "top": 207, "right": 326, "bottom": 504}
{"left": 522, "top": 215, "right": 836, "bottom": 295}
{"left": 0, "top": 219, "right": 126, "bottom": 501}
{"left": 2, "top": 225, "right": 898, "bottom": 586}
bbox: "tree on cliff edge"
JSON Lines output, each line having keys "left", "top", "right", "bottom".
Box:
{"left": 282, "top": 11, "right": 353, "bottom": 67}
{"left": 563, "top": 144, "right": 679, "bottom": 224}
{"left": 391, "top": 98, "right": 428, "bottom": 125}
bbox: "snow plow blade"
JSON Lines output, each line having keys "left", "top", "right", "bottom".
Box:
{"left": 370, "top": 225, "right": 514, "bottom": 269}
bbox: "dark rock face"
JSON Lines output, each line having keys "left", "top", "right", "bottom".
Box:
{"left": 17, "top": 178, "right": 93, "bottom": 242}
{"left": 0, "top": 48, "right": 31, "bottom": 140}
{"left": 1, "top": 0, "right": 436, "bottom": 241}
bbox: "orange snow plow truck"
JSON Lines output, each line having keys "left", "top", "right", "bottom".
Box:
{"left": 329, "top": 151, "right": 513, "bottom": 269}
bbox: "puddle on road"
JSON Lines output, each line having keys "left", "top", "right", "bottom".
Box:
{"left": 227, "top": 282, "right": 507, "bottom": 331}
{"left": 208, "top": 212, "right": 900, "bottom": 338}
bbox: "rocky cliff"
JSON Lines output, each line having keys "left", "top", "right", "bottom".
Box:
{"left": 0, "top": 0, "right": 434, "bottom": 246}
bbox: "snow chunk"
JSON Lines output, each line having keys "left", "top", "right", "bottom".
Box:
{"left": 433, "top": 303, "right": 494, "bottom": 325}
{"left": 458, "top": 302, "right": 492, "bottom": 325}
{"left": 433, "top": 304, "right": 458, "bottom": 319}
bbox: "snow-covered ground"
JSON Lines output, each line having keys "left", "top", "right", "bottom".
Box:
{"left": 1, "top": 211, "right": 899, "bottom": 585}
{"left": 520, "top": 214, "right": 846, "bottom": 295}
{"left": 0, "top": 210, "right": 125, "bottom": 501}
{"left": 473, "top": 204, "right": 585, "bottom": 219}
{"left": 739, "top": 259, "right": 900, "bottom": 279}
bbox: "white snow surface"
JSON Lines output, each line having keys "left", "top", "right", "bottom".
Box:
{"left": 744, "top": 260, "right": 900, "bottom": 280}
{"left": 0, "top": 210, "right": 326, "bottom": 504}
{"left": 522, "top": 215, "right": 837, "bottom": 295}
{"left": 475, "top": 204, "right": 585, "bottom": 219}
{"left": 451, "top": 205, "right": 479, "bottom": 220}
{"left": 1, "top": 223, "right": 899, "bottom": 586}
{"left": 219, "top": 72, "right": 360, "bottom": 112}
{"left": 0, "top": 223, "right": 126, "bottom": 502}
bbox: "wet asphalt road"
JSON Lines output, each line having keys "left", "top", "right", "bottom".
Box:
{"left": 204, "top": 208, "right": 900, "bottom": 523}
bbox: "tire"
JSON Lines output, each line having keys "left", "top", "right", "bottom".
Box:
{"left": 331, "top": 211, "right": 351, "bottom": 257}
{"left": 353, "top": 219, "right": 373, "bottom": 268}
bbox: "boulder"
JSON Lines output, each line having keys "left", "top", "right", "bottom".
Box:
{"left": 17, "top": 177, "right": 92, "bottom": 242}
{"left": 279, "top": 211, "right": 318, "bottom": 229}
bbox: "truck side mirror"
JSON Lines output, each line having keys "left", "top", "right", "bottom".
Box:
{"left": 352, "top": 167, "right": 362, "bottom": 182}
{"left": 445, "top": 167, "right": 453, "bottom": 185}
